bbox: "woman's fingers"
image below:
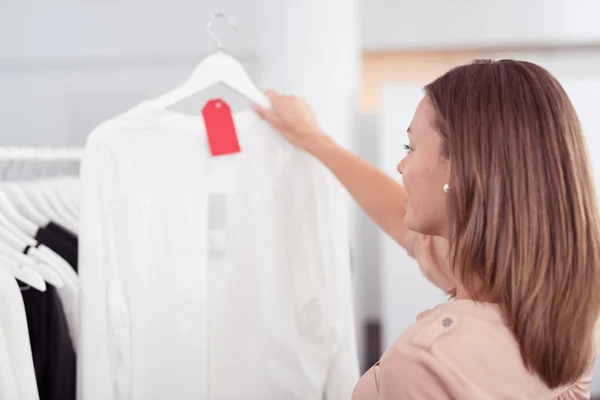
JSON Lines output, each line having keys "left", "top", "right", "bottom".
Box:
{"left": 253, "top": 103, "right": 280, "bottom": 126}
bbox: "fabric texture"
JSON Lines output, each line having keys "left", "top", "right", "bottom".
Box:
{"left": 45, "top": 222, "right": 78, "bottom": 249}
{"left": 35, "top": 222, "right": 78, "bottom": 271}
{"left": 77, "top": 101, "right": 358, "bottom": 400}
{"left": 33, "top": 221, "right": 81, "bottom": 347}
{"left": 353, "top": 232, "right": 596, "bottom": 400}
{"left": 53, "top": 267, "right": 80, "bottom": 351}
{"left": 20, "top": 281, "right": 76, "bottom": 400}
{"left": 0, "top": 266, "right": 40, "bottom": 400}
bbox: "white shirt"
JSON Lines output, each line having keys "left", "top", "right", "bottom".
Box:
{"left": 55, "top": 269, "right": 80, "bottom": 349}
{"left": 77, "top": 101, "right": 359, "bottom": 400}
{"left": 0, "top": 266, "right": 40, "bottom": 400}
{"left": 43, "top": 248, "right": 81, "bottom": 350}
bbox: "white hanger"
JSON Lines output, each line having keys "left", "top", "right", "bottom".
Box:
{"left": 60, "top": 178, "right": 81, "bottom": 216}
{"left": 0, "top": 224, "right": 30, "bottom": 251}
{"left": 45, "top": 178, "right": 80, "bottom": 222}
{"left": 34, "top": 179, "right": 78, "bottom": 232}
{"left": 0, "top": 186, "right": 38, "bottom": 237}
{"left": 0, "top": 226, "right": 64, "bottom": 288}
{"left": 31, "top": 244, "right": 75, "bottom": 286}
{"left": 0, "top": 206, "right": 35, "bottom": 245}
{"left": 63, "top": 178, "right": 82, "bottom": 212}
{"left": 20, "top": 182, "right": 61, "bottom": 221}
{"left": 0, "top": 255, "right": 46, "bottom": 292}
{"left": 37, "top": 245, "right": 78, "bottom": 283}
{"left": 0, "top": 170, "right": 37, "bottom": 241}
{"left": 22, "top": 250, "right": 64, "bottom": 288}
{"left": 19, "top": 182, "right": 76, "bottom": 233}
{"left": 150, "top": 13, "right": 270, "bottom": 110}
{"left": 0, "top": 240, "right": 63, "bottom": 288}
{"left": 3, "top": 183, "right": 49, "bottom": 227}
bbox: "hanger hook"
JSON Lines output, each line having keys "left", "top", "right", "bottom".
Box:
{"left": 205, "top": 13, "right": 238, "bottom": 52}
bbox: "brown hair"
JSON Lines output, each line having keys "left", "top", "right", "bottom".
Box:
{"left": 424, "top": 59, "right": 600, "bottom": 388}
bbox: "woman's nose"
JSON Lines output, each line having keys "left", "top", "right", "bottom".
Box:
{"left": 397, "top": 157, "right": 405, "bottom": 175}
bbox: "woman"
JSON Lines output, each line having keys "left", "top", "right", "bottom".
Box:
{"left": 254, "top": 59, "right": 600, "bottom": 398}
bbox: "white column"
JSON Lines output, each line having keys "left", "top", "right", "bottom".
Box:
{"left": 256, "top": 0, "right": 360, "bottom": 149}
{"left": 256, "top": 0, "right": 364, "bottom": 390}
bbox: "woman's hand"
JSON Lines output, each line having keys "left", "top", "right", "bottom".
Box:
{"left": 254, "top": 90, "right": 413, "bottom": 252}
{"left": 253, "top": 90, "right": 326, "bottom": 152}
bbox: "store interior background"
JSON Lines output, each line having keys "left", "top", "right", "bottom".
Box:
{"left": 3, "top": 0, "right": 600, "bottom": 394}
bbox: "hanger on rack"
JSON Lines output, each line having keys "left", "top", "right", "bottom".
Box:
{"left": 38, "top": 178, "right": 79, "bottom": 227}
{"left": 0, "top": 149, "right": 85, "bottom": 288}
{"left": 0, "top": 228, "right": 45, "bottom": 291}
{"left": 0, "top": 224, "right": 47, "bottom": 291}
{"left": 0, "top": 215, "right": 64, "bottom": 288}
{"left": 150, "top": 12, "right": 270, "bottom": 109}
{"left": 0, "top": 159, "right": 40, "bottom": 245}
{"left": 0, "top": 148, "right": 81, "bottom": 231}
{"left": 0, "top": 254, "right": 46, "bottom": 292}
{"left": 0, "top": 237, "right": 61, "bottom": 288}
{"left": 0, "top": 189, "right": 38, "bottom": 237}
{"left": 22, "top": 156, "right": 76, "bottom": 231}
{"left": 45, "top": 177, "right": 80, "bottom": 220}
{"left": 21, "top": 182, "right": 77, "bottom": 232}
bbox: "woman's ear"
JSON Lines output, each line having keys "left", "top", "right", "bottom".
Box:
{"left": 442, "top": 156, "right": 451, "bottom": 187}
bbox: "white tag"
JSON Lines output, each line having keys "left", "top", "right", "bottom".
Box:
{"left": 208, "top": 193, "right": 228, "bottom": 259}
{"left": 208, "top": 229, "right": 227, "bottom": 257}
{"left": 207, "top": 157, "right": 237, "bottom": 258}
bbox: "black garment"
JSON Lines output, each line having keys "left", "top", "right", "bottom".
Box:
{"left": 18, "top": 282, "right": 76, "bottom": 400}
{"left": 35, "top": 222, "right": 78, "bottom": 272}
{"left": 45, "top": 222, "right": 78, "bottom": 249}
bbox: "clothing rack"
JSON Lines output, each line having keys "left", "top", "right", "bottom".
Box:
{"left": 0, "top": 147, "right": 83, "bottom": 181}
{"left": 0, "top": 146, "right": 84, "bottom": 161}
{"left": 0, "top": 146, "right": 80, "bottom": 398}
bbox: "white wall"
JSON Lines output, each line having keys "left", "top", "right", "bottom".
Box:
{"left": 0, "top": 57, "right": 258, "bottom": 146}
{"left": 3, "top": 0, "right": 600, "bottom": 61}
{"left": 0, "top": 0, "right": 258, "bottom": 60}
{"left": 4, "top": 0, "right": 600, "bottom": 147}
{"left": 561, "top": 80, "right": 600, "bottom": 395}
{"left": 363, "top": 0, "right": 600, "bottom": 51}
{"left": 0, "top": 0, "right": 260, "bottom": 146}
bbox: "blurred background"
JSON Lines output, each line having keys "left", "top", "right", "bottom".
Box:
{"left": 3, "top": 0, "right": 600, "bottom": 395}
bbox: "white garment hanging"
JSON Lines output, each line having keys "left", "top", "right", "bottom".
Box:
{"left": 0, "top": 316, "right": 19, "bottom": 399}
{"left": 46, "top": 251, "right": 80, "bottom": 348}
{"left": 0, "top": 266, "right": 40, "bottom": 400}
{"left": 77, "top": 102, "right": 358, "bottom": 400}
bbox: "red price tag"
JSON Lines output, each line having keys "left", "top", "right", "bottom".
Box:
{"left": 202, "top": 99, "right": 240, "bottom": 156}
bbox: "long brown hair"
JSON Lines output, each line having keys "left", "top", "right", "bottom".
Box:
{"left": 425, "top": 59, "right": 600, "bottom": 388}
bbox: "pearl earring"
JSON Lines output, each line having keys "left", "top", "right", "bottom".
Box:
{"left": 443, "top": 184, "right": 450, "bottom": 193}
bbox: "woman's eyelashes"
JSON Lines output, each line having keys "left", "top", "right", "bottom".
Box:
{"left": 403, "top": 144, "right": 413, "bottom": 154}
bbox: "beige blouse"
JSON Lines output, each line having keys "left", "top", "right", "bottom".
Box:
{"left": 352, "top": 232, "right": 596, "bottom": 399}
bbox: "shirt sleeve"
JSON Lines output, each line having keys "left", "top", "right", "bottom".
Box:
{"left": 402, "top": 231, "right": 455, "bottom": 292}
{"left": 77, "top": 135, "right": 128, "bottom": 400}
{"left": 322, "top": 170, "right": 360, "bottom": 400}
